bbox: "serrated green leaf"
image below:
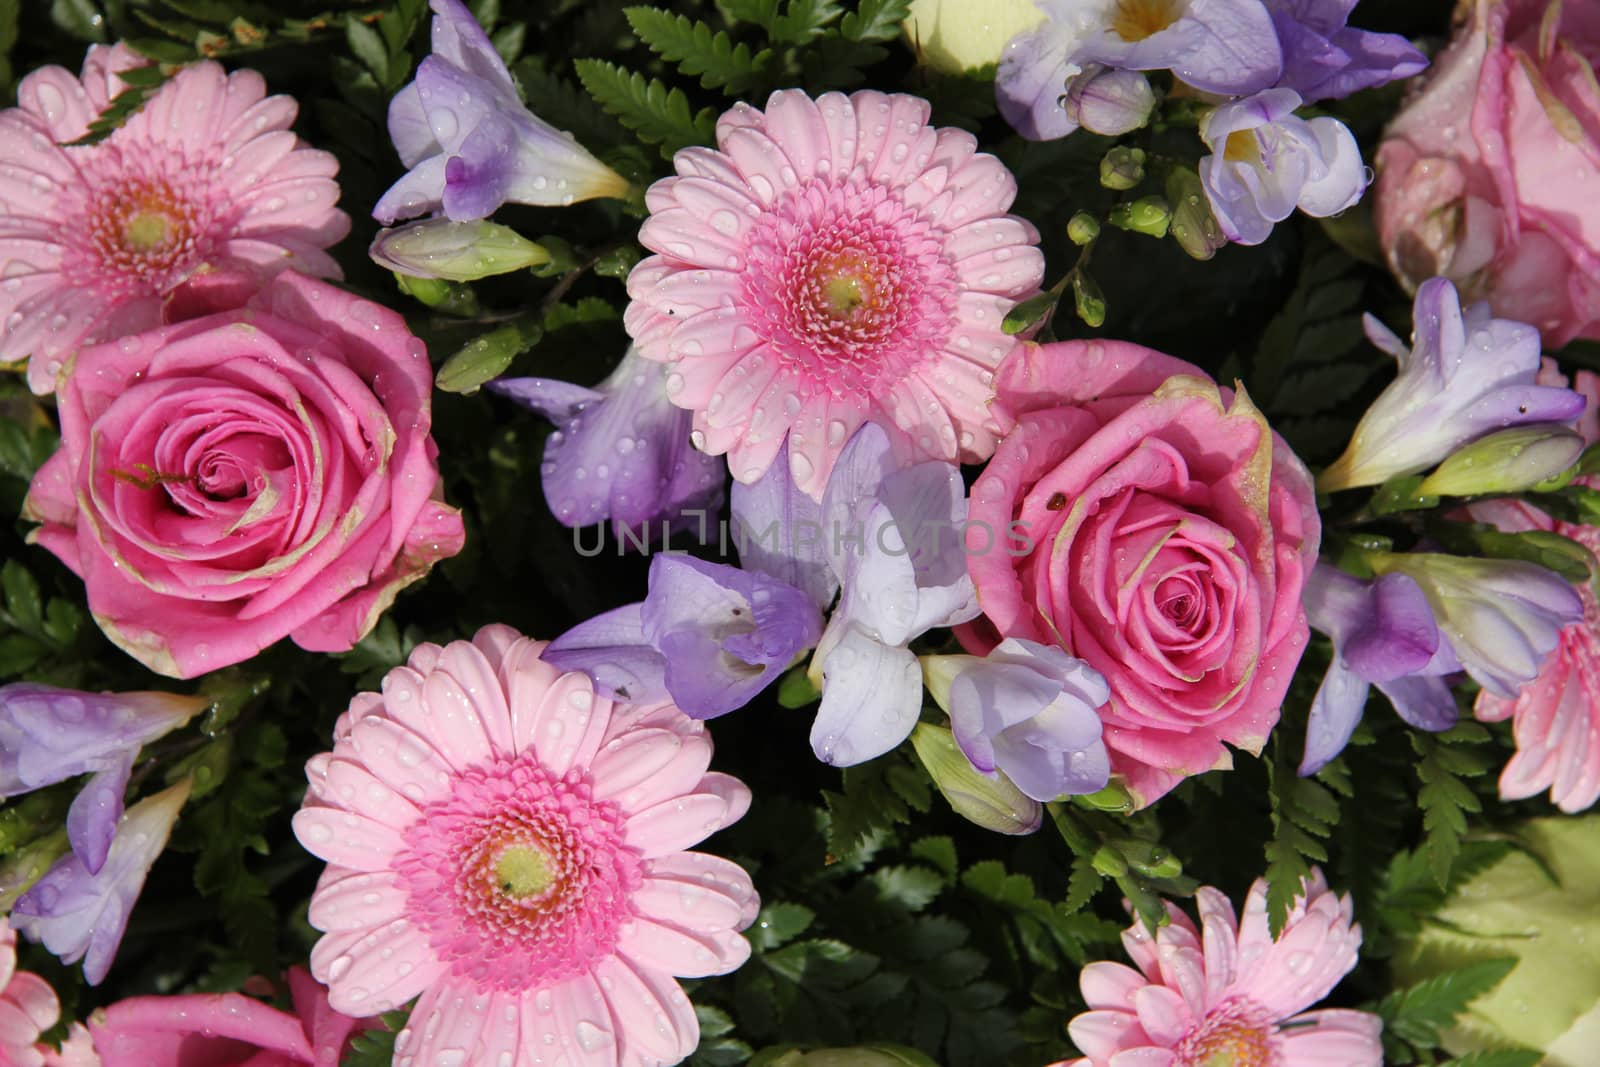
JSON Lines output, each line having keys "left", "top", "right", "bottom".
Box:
{"left": 1442, "top": 1051, "right": 1543, "bottom": 1067}
{"left": 346, "top": 18, "right": 391, "bottom": 84}
{"left": 840, "top": 0, "right": 911, "bottom": 42}
{"left": 870, "top": 865, "right": 943, "bottom": 911}
{"left": 1414, "top": 727, "right": 1491, "bottom": 888}
{"left": 574, "top": 59, "right": 716, "bottom": 160}
{"left": 771, "top": 0, "right": 844, "bottom": 43}
{"left": 909, "top": 835, "right": 957, "bottom": 881}
{"left": 624, "top": 8, "right": 774, "bottom": 94}
{"left": 1380, "top": 958, "right": 1520, "bottom": 1048}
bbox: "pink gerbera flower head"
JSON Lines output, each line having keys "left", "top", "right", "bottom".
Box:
{"left": 1062, "top": 869, "right": 1382, "bottom": 1067}
{"left": 1, "top": 917, "right": 61, "bottom": 1067}
{"left": 1, "top": 45, "right": 351, "bottom": 394}
{"left": 624, "top": 89, "right": 1045, "bottom": 498}
{"left": 292, "top": 624, "right": 759, "bottom": 1067}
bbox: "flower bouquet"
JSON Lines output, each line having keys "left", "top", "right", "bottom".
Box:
{"left": 3, "top": 1, "right": 1600, "bottom": 1065}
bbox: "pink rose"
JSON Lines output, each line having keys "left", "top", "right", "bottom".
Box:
{"left": 22, "top": 271, "right": 465, "bottom": 679}
{"left": 1374, "top": 0, "right": 1600, "bottom": 346}
{"left": 86, "top": 967, "right": 369, "bottom": 1067}
{"left": 959, "top": 341, "right": 1321, "bottom": 807}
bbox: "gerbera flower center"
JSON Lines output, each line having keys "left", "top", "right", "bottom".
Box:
{"left": 743, "top": 179, "right": 959, "bottom": 392}
{"left": 65, "top": 147, "right": 224, "bottom": 298}
{"left": 1175, "top": 999, "right": 1280, "bottom": 1067}
{"left": 394, "top": 753, "right": 643, "bottom": 992}
{"left": 1110, "top": 0, "right": 1186, "bottom": 41}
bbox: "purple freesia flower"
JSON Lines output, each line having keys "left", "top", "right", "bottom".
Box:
{"left": 1198, "top": 88, "right": 1366, "bottom": 246}
{"left": 544, "top": 554, "right": 822, "bottom": 717}
{"left": 12, "top": 779, "right": 191, "bottom": 985}
{"left": 0, "top": 684, "right": 205, "bottom": 874}
{"left": 1265, "top": 0, "right": 1427, "bottom": 103}
{"left": 1374, "top": 553, "right": 1584, "bottom": 701}
{"left": 997, "top": 0, "right": 1282, "bottom": 140}
{"left": 373, "top": 0, "right": 628, "bottom": 224}
{"left": 946, "top": 639, "right": 1111, "bottom": 801}
{"left": 492, "top": 346, "right": 725, "bottom": 539}
{"left": 808, "top": 424, "right": 981, "bottom": 766}
{"left": 1320, "top": 279, "right": 1589, "bottom": 492}
{"left": 1300, "top": 564, "right": 1460, "bottom": 774}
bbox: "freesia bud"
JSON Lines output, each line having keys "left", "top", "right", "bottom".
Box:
{"left": 1417, "top": 425, "right": 1586, "bottom": 498}
{"left": 371, "top": 219, "right": 552, "bottom": 282}
{"left": 1065, "top": 68, "right": 1155, "bottom": 136}
{"left": 1100, "top": 146, "right": 1146, "bottom": 190}
{"left": 1068, "top": 212, "right": 1101, "bottom": 246}
{"left": 1167, "top": 166, "right": 1226, "bottom": 261}
{"left": 910, "top": 723, "right": 1042, "bottom": 835}
{"left": 1109, "top": 196, "right": 1171, "bottom": 238}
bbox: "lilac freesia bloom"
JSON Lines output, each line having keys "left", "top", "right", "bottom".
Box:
{"left": 492, "top": 346, "right": 725, "bottom": 539}
{"left": 807, "top": 424, "right": 981, "bottom": 766}
{"left": 1320, "top": 279, "right": 1589, "bottom": 492}
{"left": 544, "top": 553, "right": 822, "bottom": 717}
{"left": 1373, "top": 552, "right": 1584, "bottom": 701}
{"left": 0, "top": 684, "right": 205, "bottom": 875}
{"left": 1198, "top": 88, "right": 1366, "bottom": 246}
{"left": 12, "top": 779, "right": 191, "bottom": 985}
{"left": 944, "top": 639, "right": 1112, "bottom": 801}
{"left": 1264, "top": 0, "right": 1428, "bottom": 103}
{"left": 373, "top": 0, "right": 628, "bottom": 224}
{"left": 997, "top": 0, "right": 1282, "bottom": 140}
{"left": 1299, "top": 564, "right": 1460, "bottom": 775}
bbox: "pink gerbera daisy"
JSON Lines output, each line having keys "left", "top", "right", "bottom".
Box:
{"left": 1, "top": 917, "right": 61, "bottom": 1067}
{"left": 624, "top": 89, "right": 1044, "bottom": 497}
{"left": 1, "top": 45, "right": 350, "bottom": 394}
{"left": 292, "top": 624, "right": 758, "bottom": 1067}
{"left": 1061, "top": 869, "right": 1382, "bottom": 1067}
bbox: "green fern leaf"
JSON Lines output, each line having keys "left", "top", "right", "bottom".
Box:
{"left": 624, "top": 7, "right": 773, "bottom": 94}
{"left": 574, "top": 59, "right": 717, "bottom": 160}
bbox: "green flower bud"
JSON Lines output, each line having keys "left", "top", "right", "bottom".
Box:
{"left": 435, "top": 321, "right": 543, "bottom": 395}
{"left": 1417, "top": 425, "right": 1586, "bottom": 498}
{"left": 1073, "top": 272, "right": 1106, "bottom": 328}
{"left": 1166, "top": 166, "right": 1225, "bottom": 261}
{"left": 1108, "top": 196, "right": 1171, "bottom": 238}
{"left": 1068, "top": 212, "right": 1101, "bottom": 245}
{"left": 910, "top": 723, "right": 1042, "bottom": 836}
{"left": 1100, "top": 146, "right": 1147, "bottom": 190}
{"left": 370, "top": 219, "right": 551, "bottom": 282}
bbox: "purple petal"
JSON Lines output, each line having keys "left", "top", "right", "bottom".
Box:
{"left": 489, "top": 377, "right": 605, "bottom": 422}
{"left": 879, "top": 460, "right": 970, "bottom": 589}
{"left": 1295, "top": 116, "right": 1366, "bottom": 218}
{"left": 819, "top": 421, "right": 898, "bottom": 580}
{"left": 544, "top": 603, "right": 669, "bottom": 706}
{"left": 66, "top": 753, "right": 133, "bottom": 876}
{"left": 1066, "top": 67, "right": 1156, "bottom": 136}
{"left": 0, "top": 685, "right": 204, "bottom": 797}
{"left": 1089, "top": 0, "right": 1283, "bottom": 95}
{"left": 496, "top": 350, "right": 723, "bottom": 534}
{"left": 1375, "top": 674, "right": 1459, "bottom": 733}
{"left": 1300, "top": 659, "right": 1370, "bottom": 776}
{"left": 810, "top": 623, "right": 923, "bottom": 766}
{"left": 730, "top": 440, "right": 838, "bottom": 610}
{"left": 12, "top": 780, "right": 190, "bottom": 985}
{"left": 995, "top": 19, "right": 1083, "bottom": 141}
{"left": 427, "top": 0, "right": 518, "bottom": 96}
{"left": 639, "top": 556, "right": 820, "bottom": 717}
{"left": 1340, "top": 572, "right": 1440, "bottom": 683}
{"left": 386, "top": 82, "right": 439, "bottom": 169}
{"left": 1266, "top": 0, "right": 1428, "bottom": 102}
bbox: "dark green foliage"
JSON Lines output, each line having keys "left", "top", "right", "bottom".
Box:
{"left": 576, "top": 59, "right": 718, "bottom": 160}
